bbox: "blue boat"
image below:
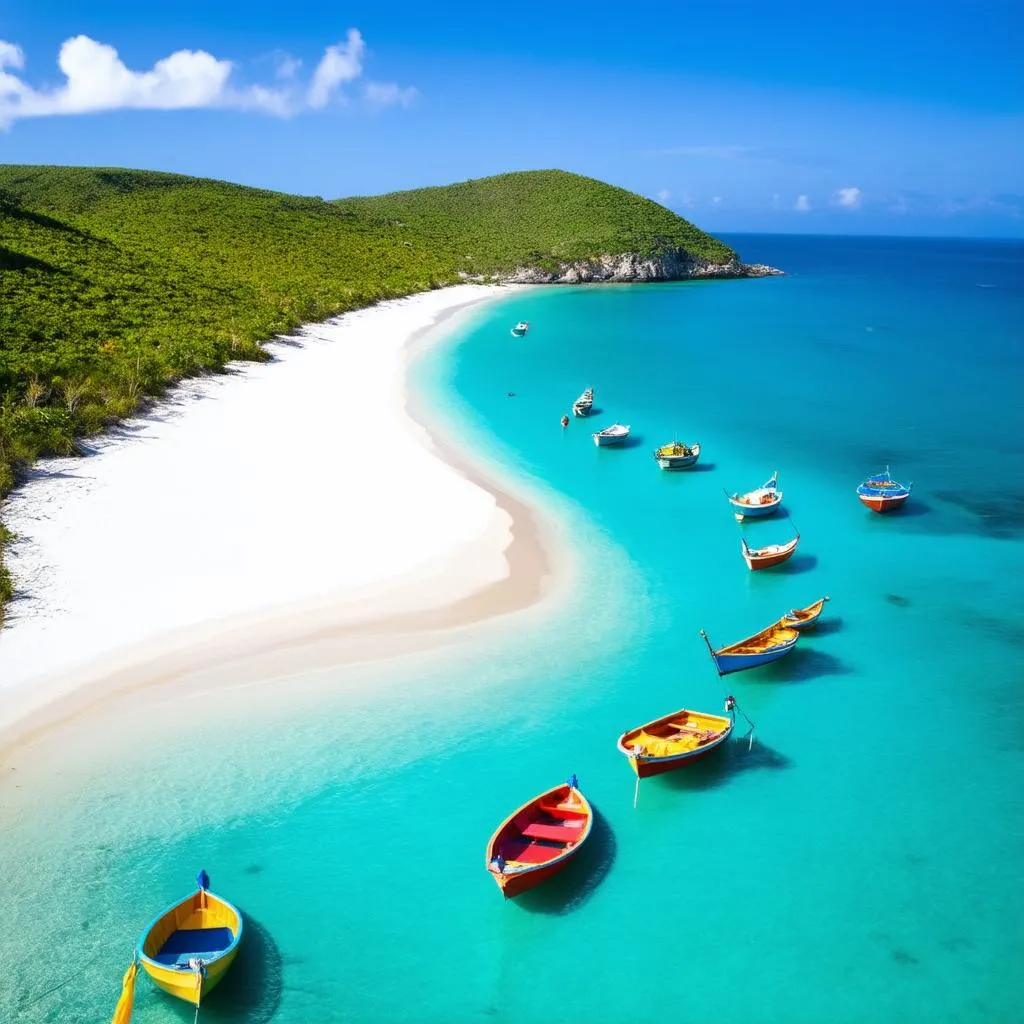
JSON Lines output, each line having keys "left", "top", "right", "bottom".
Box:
{"left": 856, "top": 466, "right": 911, "bottom": 513}
{"left": 700, "top": 623, "right": 799, "bottom": 675}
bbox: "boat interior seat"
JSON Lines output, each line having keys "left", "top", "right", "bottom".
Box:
{"left": 153, "top": 927, "right": 234, "bottom": 965}
{"left": 520, "top": 821, "right": 580, "bottom": 843}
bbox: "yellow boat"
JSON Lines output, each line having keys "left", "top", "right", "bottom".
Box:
{"left": 135, "top": 871, "right": 242, "bottom": 1008}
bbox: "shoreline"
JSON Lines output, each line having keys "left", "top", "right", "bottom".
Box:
{"left": 0, "top": 283, "right": 566, "bottom": 763}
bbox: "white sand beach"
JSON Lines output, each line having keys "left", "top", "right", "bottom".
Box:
{"left": 0, "top": 284, "right": 556, "bottom": 752}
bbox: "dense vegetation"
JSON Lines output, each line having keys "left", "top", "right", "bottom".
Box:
{"left": 0, "top": 165, "right": 736, "bottom": 617}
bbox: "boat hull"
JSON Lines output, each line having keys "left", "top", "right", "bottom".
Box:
{"left": 743, "top": 548, "right": 797, "bottom": 570}
{"left": 858, "top": 493, "right": 909, "bottom": 513}
{"left": 781, "top": 597, "right": 829, "bottom": 630}
{"left": 490, "top": 857, "right": 576, "bottom": 898}
{"left": 573, "top": 403, "right": 592, "bottom": 417}
{"left": 729, "top": 498, "right": 781, "bottom": 519}
{"left": 593, "top": 434, "right": 628, "bottom": 446}
{"left": 137, "top": 887, "right": 243, "bottom": 1006}
{"left": 140, "top": 946, "right": 239, "bottom": 1003}
{"left": 486, "top": 783, "right": 592, "bottom": 899}
{"left": 712, "top": 641, "right": 796, "bottom": 674}
{"left": 623, "top": 730, "right": 731, "bottom": 778}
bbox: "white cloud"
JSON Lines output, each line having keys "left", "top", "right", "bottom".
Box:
{"left": 275, "top": 54, "right": 302, "bottom": 80}
{"left": 834, "top": 186, "right": 862, "bottom": 208}
{"left": 679, "top": 191, "right": 694, "bottom": 208}
{"left": 656, "top": 188, "right": 671, "bottom": 203}
{"left": 711, "top": 195, "right": 722, "bottom": 205}
{"left": 308, "top": 29, "right": 365, "bottom": 109}
{"left": 0, "top": 30, "right": 413, "bottom": 127}
{"left": 795, "top": 194, "right": 812, "bottom": 212}
{"left": 771, "top": 193, "right": 781, "bottom": 209}
{"left": 364, "top": 81, "right": 417, "bottom": 107}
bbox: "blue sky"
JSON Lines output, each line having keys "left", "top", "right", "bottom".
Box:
{"left": 1, "top": 1, "right": 1021, "bottom": 236}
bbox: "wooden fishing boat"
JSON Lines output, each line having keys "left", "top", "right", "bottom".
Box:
{"left": 511, "top": 320, "right": 529, "bottom": 337}
{"left": 727, "top": 471, "right": 782, "bottom": 520}
{"left": 780, "top": 595, "right": 830, "bottom": 630}
{"left": 136, "top": 872, "right": 242, "bottom": 1007}
{"left": 741, "top": 532, "right": 799, "bottom": 570}
{"left": 617, "top": 702, "right": 734, "bottom": 778}
{"left": 653, "top": 440, "right": 701, "bottom": 469}
{"left": 700, "top": 623, "right": 799, "bottom": 675}
{"left": 593, "top": 423, "right": 630, "bottom": 447}
{"left": 857, "top": 466, "right": 911, "bottom": 513}
{"left": 572, "top": 387, "right": 594, "bottom": 417}
{"left": 486, "top": 777, "right": 592, "bottom": 898}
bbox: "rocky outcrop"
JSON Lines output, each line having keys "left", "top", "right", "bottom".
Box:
{"left": 488, "top": 249, "right": 782, "bottom": 284}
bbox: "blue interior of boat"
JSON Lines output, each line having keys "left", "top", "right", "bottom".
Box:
{"left": 154, "top": 927, "right": 234, "bottom": 965}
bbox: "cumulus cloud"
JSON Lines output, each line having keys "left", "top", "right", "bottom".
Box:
{"left": 656, "top": 188, "right": 671, "bottom": 203}
{"left": 364, "top": 81, "right": 417, "bottom": 107}
{"left": 711, "top": 195, "right": 722, "bottom": 206}
{"left": 308, "top": 29, "right": 364, "bottom": 109}
{"left": 0, "top": 30, "right": 413, "bottom": 127}
{"left": 834, "top": 186, "right": 862, "bottom": 208}
{"left": 795, "top": 194, "right": 812, "bottom": 212}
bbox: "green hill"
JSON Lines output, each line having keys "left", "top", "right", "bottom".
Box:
{"left": 0, "top": 165, "right": 740, "bottom": 615}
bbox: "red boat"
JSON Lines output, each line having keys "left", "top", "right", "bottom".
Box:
{"left": 485, "top": 777, "right": 592, "bottom": 898}
{"left": 856, "top": 466, "right": 911, "bottom": 513}
{"left": 741, "top": 533, "right": 799, "bottom": 570}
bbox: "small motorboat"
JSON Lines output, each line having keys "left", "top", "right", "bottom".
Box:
{"left": 857, "top": 466, "right": 911, "bottom": 513}
{"left": 136, "top": 871, "right": 242, "bottom": 1008}
{"left": 741, "top": 532, "right": 799, "bottom": 570}
{"left": 700, "top": 623, "right": 799, "bottom": 675}
{"left": 572, "top": 387, "right": 594, "bottom": 417}
{"left": 486, "top": 776, "right": 592, "bottom": 898}
{"left": 617, "top": 700, "right": 735, "bottom": 778}
{"left": 593, "top": 423, "right": 631, "bottom": 447}
{"left": 653, "top": 440, "right": 700, "bottom": 469}
{"left": 511, "top": 320, "right": 529, "bottom": 337}
{"left": 727, "top": 471, "right": 782, "bottom": 520}
{"left": 560, "top": 414, "right": 570, "bottom": 428}
{"left": 780, "top": 595, "right": 830, "bottom": 630}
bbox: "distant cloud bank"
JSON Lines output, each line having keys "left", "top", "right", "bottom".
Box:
{"left": 0, "top": 30, "right": 415, "bottom": 127}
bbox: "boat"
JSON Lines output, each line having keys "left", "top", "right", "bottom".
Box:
{"left": 136, "top": 871, "right": 243, "bottom": 1007}
{"left": 572, "top": 387, "right": 594, "bottom": 417}
{"left": 741, "top": 532, "right": 799, "bottom": 570}
{"left": 726, "top": 471, "right": 782, "bottom": 520}
{"left": 653, "top": 440, "right": 701, "bottom": 469}
{"left": 592, "top": 423, "right": 630, "bottom": 447}
{"left": 700, "top": 622, "right": 799, "bottom": 675}
{"left": 780, "top": 595, "right": 830, "bottom": 630}
{"left": 486, "top": 776, "right": 593, "bottom": 898}
{"left": 857, "top": 466, "right": 911, "bottom": 513}
{"left": 511, "top": 320, "right": 529, "bottom": 337}
{"left": 617, "top": 700, "right": 735, "bottom": 778}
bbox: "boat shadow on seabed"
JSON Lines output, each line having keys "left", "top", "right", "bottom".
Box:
{"left": 513, "top": 807, "right": 617, "bottom": 917}
{"left": 199, "top": 914, "right": 284, "bottom": 1024}
{"left": 656, "top": 735, "right": 793, "bottom": 794}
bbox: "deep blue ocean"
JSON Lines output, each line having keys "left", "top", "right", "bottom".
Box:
{"left": 2, "top": 235, "right": 1022, "bottom": 1023}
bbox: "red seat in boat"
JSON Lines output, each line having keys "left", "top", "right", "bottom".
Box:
{"left": 501, "top": 839, "right": 563, "bottom": 864}
{"left": 520, "top": 821, "right": 581, "bottom": 843}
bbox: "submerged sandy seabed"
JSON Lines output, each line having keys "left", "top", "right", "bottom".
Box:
{"left": 0, "top": 283, "right": 563, "bottom": 762}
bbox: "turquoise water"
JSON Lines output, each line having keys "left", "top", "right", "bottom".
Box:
{"left": 3, "top": 235, "right": 1023, "bottom": 1023}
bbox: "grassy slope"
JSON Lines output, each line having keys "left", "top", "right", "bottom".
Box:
{"left": 0, "top": 165, "right": 735, "bottom": 616}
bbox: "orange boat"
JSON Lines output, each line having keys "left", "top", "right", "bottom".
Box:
{"left": 485, "top": 777, "right": 592, "bottom": 898}
{"left": 617, "top": 701, "right": 735, "bottom": 778}
{"left": 741, "top": 532, "right": 799, "bottom": 570}
{"left": 780, "top": 595, "right": 830, "bottom": 630}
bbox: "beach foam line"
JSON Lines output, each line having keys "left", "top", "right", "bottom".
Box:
{"left": 0, "top": 283, "right": 557, "bottom": 748}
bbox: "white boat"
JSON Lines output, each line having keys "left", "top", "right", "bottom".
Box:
{"left": 511, "top": 321, "right": 529, "bottom": 337}
{"left": 572, "top": 387, "right": 594, "bottom": 417}
{"left": 592, "top": 423, "right": 631, "bottom": 447}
